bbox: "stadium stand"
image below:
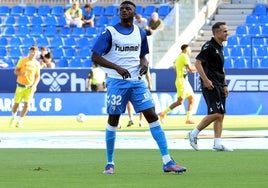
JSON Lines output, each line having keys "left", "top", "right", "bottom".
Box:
{"left": 223, "top": 3, "right": 268, "bottom": 69}
{"left": 0, "top": 3, "right": 173, "bottom": 68}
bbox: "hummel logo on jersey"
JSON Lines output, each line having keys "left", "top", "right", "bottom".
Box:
{"left": 216, "top": 102, "right": 221, "bottom": 109}
{"left": 115, "top": 44, "right": 139, "bottom": 51}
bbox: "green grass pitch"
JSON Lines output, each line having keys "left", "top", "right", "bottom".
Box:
{"left": 0, "top": 115, "right": 268, "bottom": 188}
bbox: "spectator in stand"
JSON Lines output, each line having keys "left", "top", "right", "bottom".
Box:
{"left": 39, "top": 46, "right": 55, "bottom": 69}
{"left": 147, "top": 12, "right": 164, "bottom": 35}
{"left": 64, "top": 0, "right": 83, "bottom": 27}
{"left": 82, "top": 4, "right": 95, "bottom": 28}
{"left": 134, "top": 14, "right": 148, "bottom": 30}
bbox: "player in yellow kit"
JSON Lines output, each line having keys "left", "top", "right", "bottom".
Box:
{"left": 159, "top": 44, "right": 196, "bottom": 124}
{"left": 9, "top": 45, "right": 41, "bottom": 128}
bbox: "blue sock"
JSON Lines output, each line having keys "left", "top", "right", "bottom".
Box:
{"left": 105, "top": 126, "right": 116, "bottom": 163}
{"left": 149, "top": 124, "right": 169, "bottom": 156}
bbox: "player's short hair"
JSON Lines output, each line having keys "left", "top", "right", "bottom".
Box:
{"left": 181, "top": 44, "right": 189, "bottom": 51}
{"left": 30, "top": 45, "right": 38, "bottom": 51}
{"left": 212, "top": 22, "right": 226, "bottom": 34}
{"left": 84, "top": 4, "right": 91, "bottom": 9}
{"left": 120, "top": 1, "right": 136, "bottom": 8}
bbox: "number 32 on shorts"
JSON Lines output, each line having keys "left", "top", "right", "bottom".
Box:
{"left": 107, "top": 94, "right": 122, "bottom": 106}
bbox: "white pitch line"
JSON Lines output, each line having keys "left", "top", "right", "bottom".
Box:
{"left": 0, "top": 130, "right": 268, "bottom": 149}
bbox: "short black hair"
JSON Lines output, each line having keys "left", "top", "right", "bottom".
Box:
{"left": 30, "top": 45, "right": 38, "bottom": 51}
{"left": 212, "top": 22, "right": 226, "bottom": 34}
{"left": 181, "top": 44, "right": 189, "bottom": 51}
{"left": 120, "top": 1, "right": 136, "bottom": 8}
{"left": 84, "top": 4, "right": 91, "bottom": 8}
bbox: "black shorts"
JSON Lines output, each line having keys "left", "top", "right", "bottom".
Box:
{"left": 202, "top": 86, "right": 226, "bottom": 114}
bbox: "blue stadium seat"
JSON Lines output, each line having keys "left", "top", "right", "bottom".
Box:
{"left": 2, "top": 26, "right": 15, "bottom": 37}
{"left": 260, "top": 57, "right": 268, "bottom": 68}
{"left": 245, "top": 14, "right": 259, "bottom": 25}
{"left": 227, "top": 36, "right": 239, "bottom": 46}
{"left": 17, "top": 15, "right": 31, "bottom": 26}
{"left": 45, "top": 15, "right": 57, "bottom": 26}
{"left": 259, "top": 15, "right": 268, "bottom": 25}
{"left": 109, "top": 16, "right": 120, "bottom": 25}
{"left": 224, "top": 58, "right": 234, "bottom": 68}
{"left": 64, "top": 37, "right": 77, "bottom": 48}
{"left": 243, "top": 46, "right": 252, "bottom": 57}
{"left": 51, "top": 6, "right": 64, "bottom": 17}
{"left": 95, "top": 16, "right": 109, "bottom": 27}
{"left": 44, "top": 25, "right": 58, "bottom": 37}
{"left": 77, "top": 37, "right": 90, "bottom": 48}
{"left": 104, "top": 5, "right": 118, "bottom": 16}
{"left": 56, "top": 58, "right": 69, "bottom": 67}
{"left": 85, "top": 27, "right": 98, "bottom": 37}
{"left": 252, "top": 37, "right": 266, "bottom": 46}
{"left": 84, "top": 59, "right": 93, "bottom": 67}
{"left": 3, "top": 57, "right": 15, "bottom": 67}
{"left": 0, "top": 48, "right": 7, "bottom": 58}
{"left": 143, "top": 5, "right": 156, "bottom": 18}
{"left": 230, "top": 46, "right": 243, "bottom": 57}
{"left": 10, "top": 5, "right": 23, "bottom": 16}
{"left": 17, "top": 25, "right": 30, "bottom": 37}
{"left": 261, "top": 25, "right": 268, "bottom": 34}
{"left": 3, "top": 16, "right": 16, "bottom": 26}
{"left": 30, "top": 26, "right": 44, "bottom": 37}
{"left": 38, "top": 5, "right": 51, "bottom": 16}
{"left": 32, "top": 15, "right": 45, "bottom": 26}
{"left": 252, "top": 58, "right": 261, "bottom": 68}
{"left": 69, "top": 58, "right": 83, "bottom": 67}
{"left": 236, "top": 25, "right": 248, "bottom": 35}
{"left": 248, "top": 25, "right": 262, "bottom": 36}
{"left": 36, "top": 36, "right": 49, "bottom": 47}
{"left": 59, "top": 27, "right": 72, "bottom": 37}
{"left": 253, "top": 4, "right": 267, "bottom": 15}
{"left": 78, "top": 48, "right": 91, "bottom": 59}
{"left": 57, "top": 16, "right": 67, "bottom": 27}
{"left": 0, "top": 6, "right": 9, "bottom": 16}
{"left": 51, "top": 37, "right": 64, "bottom": 48}
{"left": 239, "top": 36, "right": 251, "bottom": 46}
{"left": 24, "top": 5, "right": 36, "bottom": 16}
{"left": 65, "top": 48, "right": 76, "bottom": 59}
{"left": 223, "top": 47, "right": 230, "bottom": 57}
{"left": 0, "top": 37, "right": 8, "bottom": 47}
{"left": 136, "top": 5, "right": 143, "bottom": 15}
{"left": 233, "top": 58, "right": 249, "bottom": 68}
{"left": 72, "top": 27, "right": 85, "bottom": 37}
{"left": 9, "top": 47, "right": 23, "bottom": 58}
{"left": 53, "top": 48, "right": 65, "bottom": 59}
{"left": 89, "top": 37, "right": 97, "bottom": 48}
{"left": 255, "top": 46, "right": 268, "bottom": 57}
{"left": 93, "top": 6, "right": 105, "bottom": 17}
{"left": 23, "top": 36, "right": 36, "bottom": 48}
{"left": 158, "top": 5, "right": 170, "bottom": 18}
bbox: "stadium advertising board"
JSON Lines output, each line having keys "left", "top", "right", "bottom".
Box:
{"left": 1, "top": 92, "right": 267, "bottom": 115}
{"left": 1, "top": 68, "right": 268, "bottom": 92}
